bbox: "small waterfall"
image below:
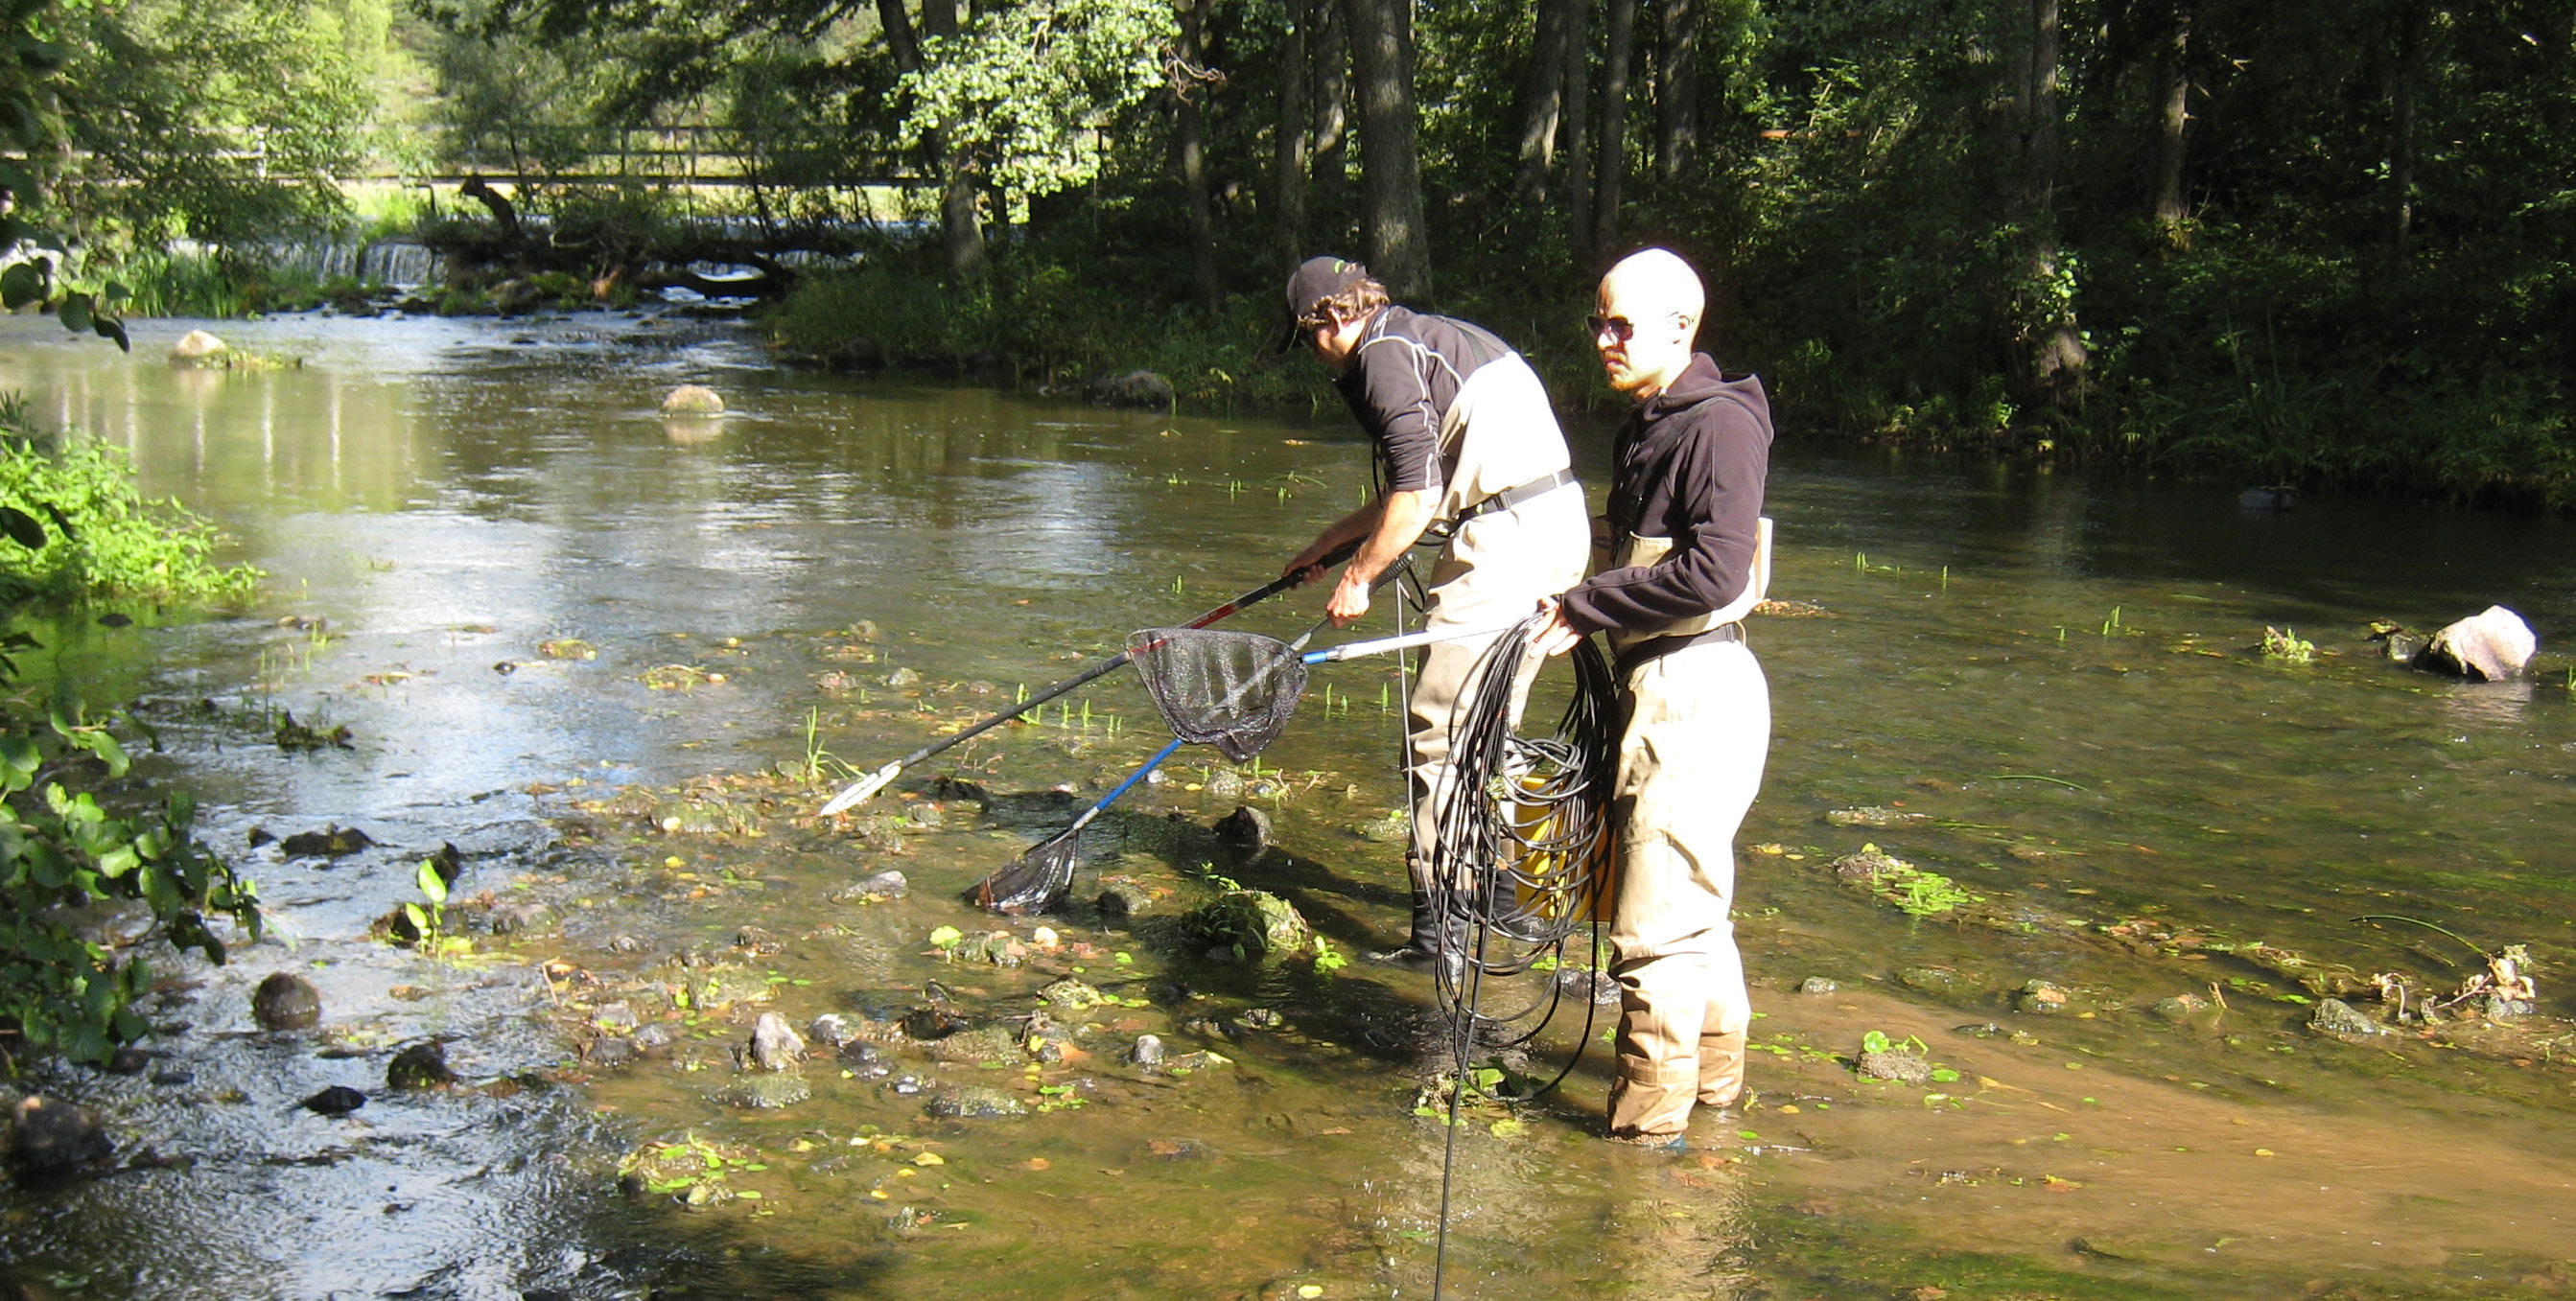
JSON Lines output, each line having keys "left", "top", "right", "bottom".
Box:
{"left": 359, "top": 241, "right": 443, "bottom": 289}
{"left": 223, "top": 238, "right": 445, "bottom": 290}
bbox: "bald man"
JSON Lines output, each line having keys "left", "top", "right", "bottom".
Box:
{"left": 1536, "top": 248, "right": 1773, "bottom": 1145}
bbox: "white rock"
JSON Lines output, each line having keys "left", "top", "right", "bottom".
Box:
{"left": 2423, "top": 605, "right": 2536, "bottom": 681}
{"left": 170, "top": 329, "right": 228, "bottom": 360}
{"left": 660, "top": 384, "right": 725, "bottom": 415}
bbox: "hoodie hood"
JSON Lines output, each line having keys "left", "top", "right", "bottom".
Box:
{"left": 1641, "top": 353, "right": 1770, "bottom": 433}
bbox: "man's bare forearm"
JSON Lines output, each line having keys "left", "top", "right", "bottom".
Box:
{"left": 1347, "top": 489, "right": 1436, "bottom": 584}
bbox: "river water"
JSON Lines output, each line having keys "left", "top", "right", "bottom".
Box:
{"left": 0, "top": 314, "right": 2570, "bottom": 1299}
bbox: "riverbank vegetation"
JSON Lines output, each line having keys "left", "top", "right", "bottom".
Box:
{"left": 0, "top": 402, "right": 264, "bottom": 1068}
{"left": 8, "top": 0, "right": 2576, "bottom": 502}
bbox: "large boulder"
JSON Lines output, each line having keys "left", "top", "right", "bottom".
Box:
{"left": 2415, "top": 605, "right": 2536, "bottom": 681}
{"left": 1088, "top": 370, "right": 1174, "bottom": 410}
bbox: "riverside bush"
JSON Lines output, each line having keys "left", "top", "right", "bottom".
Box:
{"left": 0, "top": 404, "right": 265, "bottom": 1067}
{"left": 0, "top": 416, "right": 264, "bottom": 607}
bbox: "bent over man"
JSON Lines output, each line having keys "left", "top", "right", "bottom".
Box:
{"left": 1279, "top": 256, "right": 1591, "bottom": 970}
{"left": 1535, "top": 248, "right": 1773, "bottom": 1143}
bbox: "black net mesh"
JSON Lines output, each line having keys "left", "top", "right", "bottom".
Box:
{"left": 1127, "top": 628, "right": 1310, "bottom": 762}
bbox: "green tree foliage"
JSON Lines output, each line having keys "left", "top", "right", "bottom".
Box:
{"left": 46, "top": 0, "right": 375, "bottom": 253}
{"left": 897, "top": 0, "right": 1178, "bottom": 198}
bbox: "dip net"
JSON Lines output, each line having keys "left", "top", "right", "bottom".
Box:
{"left": 1125, "top": 627, "right": 1310, "bottom": 762}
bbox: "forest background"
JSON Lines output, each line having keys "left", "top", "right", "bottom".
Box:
{"left": 7, "top": 0, "right": 2576, "bottom": 503}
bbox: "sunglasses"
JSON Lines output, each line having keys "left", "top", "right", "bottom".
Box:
{"left": 1587, "top": 312, "right": 1692, "bottom": 342}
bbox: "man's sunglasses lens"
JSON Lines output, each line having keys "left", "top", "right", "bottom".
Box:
{"left": 1588, "top": 314, "right": 1637, "bottom": 340}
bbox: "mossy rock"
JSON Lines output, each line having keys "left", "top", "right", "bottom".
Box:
{"left": 1183, "top": 890, "right": 1311, "bottom": 959}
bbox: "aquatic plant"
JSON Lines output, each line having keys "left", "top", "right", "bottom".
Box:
{"left": 2260, "top": 625, "right": 2315, "bottom": 663}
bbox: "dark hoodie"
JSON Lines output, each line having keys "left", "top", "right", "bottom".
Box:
{"left": 1558, "top": 354, "right": 1772, "bottom": 636}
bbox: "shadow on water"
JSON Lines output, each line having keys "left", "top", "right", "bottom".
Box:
{"left": 0, "top": 314, "right": 2571, "bottom": 1298}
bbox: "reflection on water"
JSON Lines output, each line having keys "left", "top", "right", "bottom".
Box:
{"left": 0, "top": 314, "right": 2572, "bottom": 1299}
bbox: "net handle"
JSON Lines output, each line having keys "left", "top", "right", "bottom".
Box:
{"left": 1303, "top": 618, "right": 1522, "bottom": 663}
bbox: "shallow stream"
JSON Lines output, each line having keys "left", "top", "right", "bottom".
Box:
{"left": 0, "top": 314, "right": 2570, "bottom": 1300}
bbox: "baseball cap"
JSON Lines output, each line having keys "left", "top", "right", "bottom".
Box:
{"left": 1275, "top": 256, "right": 1370, "bottom": 352}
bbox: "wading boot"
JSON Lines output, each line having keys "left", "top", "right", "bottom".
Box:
{"left": 1367, "top": 893, "right": 1466, "bottom": 975}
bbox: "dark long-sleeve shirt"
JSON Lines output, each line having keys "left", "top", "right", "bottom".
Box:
{"left": 1333, "top": 306, "right": 1512, "bottom": 495}
{"left": 1559, "top": 354, "right": 1772, "bottom": 636}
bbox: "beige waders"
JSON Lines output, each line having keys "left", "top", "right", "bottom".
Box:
{"left": 1393, "top": 356, "right": 1591, "bottom": 951}
{"left": 1603, "top": 636, "right": 1770, "bottom": 1137}
{"left": 1594, "top": 519, "right": 1773, "bottom": 1139}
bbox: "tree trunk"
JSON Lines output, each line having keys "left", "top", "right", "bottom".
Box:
{"left": 1275, "top": 0, "right": 1312, "bottom": 265}
{"left": 1346, "top": 0, "right": 1431, "bottom": 296}
{"left": 1652, "top": 0, "right": 1696, "bottom": 183}
{"left": 2149, "top": 0, "right": 2191, "bottom": 231}
{"left": 1175, "top": 0, "right": 1224, "bottom": 312}
{"left": 1311, "top": 0, "right": 1351, "bottom": 223}
{"left": 1561, "top": 0, "right": 1595, "bottom": 254}
{"left": 1512, "top": 0, "right": 1576, "bottom": 202}
{"left": 2021, "top": 0, "right": 2085, "bottom": 405}
{"left": 2386, "top": 0, "right": 2427, "bottom": 257}
{"left": 880, "top": 0, "right": 985, "bottom": 285}
{"left": 1593, "top": 0, "right": 1636, "bottom": 250}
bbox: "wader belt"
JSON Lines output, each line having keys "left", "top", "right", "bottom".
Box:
{"left": 1612, "top": 621, "right": 1745, "bottom": 679}
{"left": 1459, "top": 467, "right": 1579, "bottom": 522}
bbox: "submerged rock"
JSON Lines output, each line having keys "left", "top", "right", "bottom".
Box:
{"left": 1797, "top": 977, "right": 1839, "bottom": 996}
{"left": 2416, "top": 605, "right": 2537, "bottom": 681}
{"left": 922, "top": 1025, "right": 1020, "bottom": 1064}
{"left": 2151, "top": 992, "right": 2213, "bottom": 1022}
{"left": 1183, "top": 890, "right": 1311, "bottom": 959}
{"left": 1129, "top": 1034, "right": 1167, "bottom": 1067}
{"left": 807, "top": 1012, "right": 860, "bottom": 1047}
{"left": 926, "top": 1085, "right": 1027, "bottom": 1119}
{"left": 278, "top": 825, "right": 376, "bottom": 857}
{"left": 1823, "top": 806, "right": 1928, "bottom": 829}
{"left": 2014, "top": 980, "right": 2071, "bottom": 1015}
{"left": 716, "top": 1075, "right": 810, "bottom": 1109}
{"left": 1215, "top": 804, "right": 1274, "bottom": 851}
{"left": 7, "top": 1096, "right": 110, "bottom": 1173}
{"left": 2309, "top": 998, "right": 2392, "bottom": 1043}
{"left": 835, "top": 870, "right": 909, "bottom": 900}
{"left": 747, "top": 1012, "right": 808, "bottom": 1071}
{"left": 1856, "top": 1049, "right": 1932, "bottom": 1085}
{"left": 299, "top": 1085, "right": 367, "bottom": 1116}
{"left": 386, "top": 1041, "right": 457, "bottom": 1091}
{"left": 660, "top": 384, "right": 726, "bottom": 415}
{"left": 1894, "top": 966, "right": 1963, "bottom": 995}
{"left": 840, "top": 1041, "right": 892, "bottom": 1078}
{"left": 1097, "top": 882, "right": 1155, "bottom": 922}
{"left": 1088, "top": 369, "right": 1174, "bottom": 409}
{"left": 252, "top": 972, "right": 322, "bottom": 1031}
{"left": 1557, "top": 967, "right": 1621, "bottom": 1005}
{"left": 1036, "top": 978, "right": 1105, "bottom": 1010}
